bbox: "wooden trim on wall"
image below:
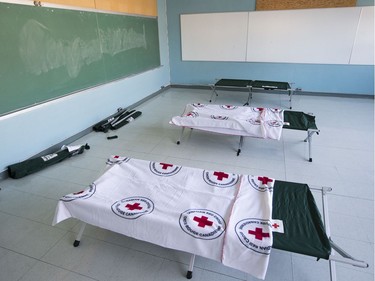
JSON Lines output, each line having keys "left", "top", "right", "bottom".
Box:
{"left": 42, "top": 0, "right": 157, "bottom": 16}
{"left": 95, "top": 0, "right": 157, "bottom": 16}
{"left": 256, "top": 0, "right": 357, "bottom": 10}
{"left": 42, "top": 0, "right": 96, "bottom": 9}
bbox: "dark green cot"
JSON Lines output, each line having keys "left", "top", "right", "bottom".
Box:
{"left": 237, "top": 110, "right": 319, "bottom": 161}
{"left": 272, "top": 181, "right": 331, "bottom": 259}
{"left": 272, "top": 181, "right": 368, "bottom": 281}
{"left": 209, "top": 78, "right": 294, "bottom": 109}
{"left": 185, "top": 181, "right": 368, "bottom": 280}
{"left": 283, "top": 110, "right": 319, "bottom": 162}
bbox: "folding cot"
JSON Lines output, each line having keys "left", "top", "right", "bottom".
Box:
{"left": 170, "top": 103, "right": 319, "bottom": 161}
{"left": 52, "top": 157, "right": 368, "bottom": 281}
{"left": 209, "top": 78, "right": 294, "bottom": 109}
{"left": 7, "top": 143, "right": 90, "bottom": 179}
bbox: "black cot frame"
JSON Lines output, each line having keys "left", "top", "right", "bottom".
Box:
{"left": 209, "top": 78, "right": 294, "bottom": 109}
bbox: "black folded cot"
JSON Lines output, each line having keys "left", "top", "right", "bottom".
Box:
{"left": 7, "top": 144, "right": 90, "bottom": 179}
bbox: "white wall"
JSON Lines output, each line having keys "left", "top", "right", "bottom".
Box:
{"left": 0, "top": 0, "right": 170, "bottom": 173}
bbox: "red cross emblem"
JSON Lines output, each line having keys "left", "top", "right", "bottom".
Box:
{"left": 159, "top": 163, "right": 173, "bottom": 170}
{"left": 214, "top": 171, "right": 229, "bottom": 181}
{"left": 248, "top": 227, "right": 270, "bottom": 240}
{"left": 272, "top": 223, "right": 279, "bottom": 229}
{"left": 193, "top": 216, "right": 214, "bottom": 228}
{"left": 125, "top": 203, "right": 143, "bottom": 211}
{"left": 258, "top": 176, "right": 273, "bottom": 185}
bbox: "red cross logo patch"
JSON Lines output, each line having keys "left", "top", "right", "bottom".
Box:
{"left": 185, "top": 111, "right": 199, "bottom": 118}
{"left": 106, "top": 155, "right": 130, "bottom": 166}
{"left": 258, "top": 176, "right": 273, "bottom": 185}
{"left": 61, "top": 184, "right": 96, "bottom": 202}
{"left": 267, "top": 120, "right": 283, "bottom": 127}
{"left": 149, "top": 161, "right": 182, "bottom": 177}
{"left": 248, "top": 175, "right": 274, "bottom": 192}
{"left": 112, "top": 196, "right": 154, "bottom": 219}
{"left": 192, "top": 103, "right": 205, "bottom": 108}
{"left": 235, "top": 218, "right": 272, "bottom": 255}
{"left": 125, "top": 203, "right": 143, "bottom": 211}
{"left": 247, "top": 118, "right": 261, "bottom": 125}
{"left": 203, "top": 170, "right": 239, "bottom": 188}
{"left": 193, "top": 216, "right": 214, "bottom": 228}
{"left": 179, "top": 209, "right": 226, "bottom": 240}
{"left": 248, "top": 227, "right": 270, "bottom": 240}
{"left": 271, "top": 219, "right": 284, "bottom": 233}
{"left": 220, "top": 105, "right": 238, "bottom": 110}
{"left": 211, "top": 115, "right": 229, "bottom": 120}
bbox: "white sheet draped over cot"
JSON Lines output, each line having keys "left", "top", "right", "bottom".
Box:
{"left": 170, "top": 103, "right": 285, "bottom": 140}
{"left": 53, "top": 156, "right": 274, "bottom": 279}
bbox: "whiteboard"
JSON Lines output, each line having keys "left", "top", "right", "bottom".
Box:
{"left": 246, "top": 7, "right": 361, "bottom": 64}
{"left": 180, "top": 12, "right": 248, "bottom": 61}
{"left": 180, "top": 7, "right": 374, "bottom": 65}
{"left": 349, "top": 6, "right": 374, "bottom": 65}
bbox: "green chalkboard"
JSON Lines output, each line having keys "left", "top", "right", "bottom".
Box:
{"left": 0, "top": 3, "right": 160, "bottom": 116}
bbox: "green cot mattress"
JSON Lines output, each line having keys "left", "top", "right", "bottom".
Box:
{"left": 214, "top": 79, "right": 252, "bottom": 88}
{"left": 283, "top": 110, "right": 318, "bottom": 131}
{"left": 251, "top": 80, "right": 291, "bottom": 90}
{"left": 273, "top": 180, "right": 331, "bottom": 259}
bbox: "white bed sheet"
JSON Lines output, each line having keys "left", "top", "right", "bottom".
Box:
{"left": 53, "top": 156, "right": 275, "bottom": 279}
{"left": 170, "top": 103, "right": 285, "bottom": 140}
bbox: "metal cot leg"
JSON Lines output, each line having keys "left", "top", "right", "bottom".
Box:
{"left": 177, "top": 127, "right": 186, "bottom": 145}
{"left": 329, "top": 241, "right": 369, "bottom": 268}
{"left": 186, "top": 254, "right": 195, "bottom": 279}
{"left": 209, "top": 84, "right": 217, "bottom": 103}
{"left": 304, "top": 129, "right": 318, "bottom": 162}
{"left": 289, "top": 89, "right": 293, "bottom": 109}
{"left": 320, "top": 187, "right": 337, "bottom": 281}
{"left": 307, "top": 131, "right": 313, "bottom": 162}
{"left": 243, "top": 87, "right": 252, "bottom": 106}
{"left": 73, "top": 222, "right": 87, "bottom": 247}
{"left": 237, "top": 136, "right": 244, "bottom": 156}
{"left": 313, "top": 186, "right": 368, "bottom": 280}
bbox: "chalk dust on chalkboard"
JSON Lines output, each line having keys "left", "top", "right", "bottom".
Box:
{"left": 0, "top": 2, "right": 160, "bottom": 116}
{"left": 19, "top": 19, "right": 102, "bottom": 79}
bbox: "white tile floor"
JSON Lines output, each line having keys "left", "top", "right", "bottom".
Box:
{"left": 0, "top": 88, "right": 373, "bottom": 281}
